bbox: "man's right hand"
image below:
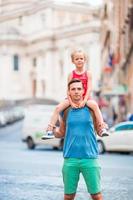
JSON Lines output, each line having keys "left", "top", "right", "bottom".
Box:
{"left": 46, "top": 124, "right": 55, "bottom": 131}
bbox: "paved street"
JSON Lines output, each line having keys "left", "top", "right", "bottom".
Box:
{"left": 0, "top": 121, "right": 133, "bottom": 200}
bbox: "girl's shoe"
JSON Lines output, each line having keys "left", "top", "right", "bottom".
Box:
{"left": 41, "top": 131, "right": 55, "bottom": 140}
{"left": 100, "top": 128, "right": 109, "bottom": 137}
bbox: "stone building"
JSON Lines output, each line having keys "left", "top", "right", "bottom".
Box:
{"left": 100, "top": 0, "right": 133, "bottom": 120}
{"left": 0, "top": 0, "right": 102, "bottom": 101}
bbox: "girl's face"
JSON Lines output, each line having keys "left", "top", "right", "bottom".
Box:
{"left": 72, "top": 52, "right": 86, "bottom": 68}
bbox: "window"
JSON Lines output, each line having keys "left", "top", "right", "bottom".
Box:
{"left": 33, "top": 58, "right": 37, "bottom": 67}
{"left": 115, "top": 125, "right": 127, "bottom": 131}
{"left": 115, "top": 124, "right": 133, "bottom": 131}
{"left": 126, "top": 124, "right": 133, "bottom": 130}
{"left": 13, "top": 54, "right": 19, "bottom": 71}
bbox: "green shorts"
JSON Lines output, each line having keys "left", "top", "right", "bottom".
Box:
{"left": 62, "top": 158, "right": 101, "bottom": 195}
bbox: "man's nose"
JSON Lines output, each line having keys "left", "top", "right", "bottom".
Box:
{"left": 75, "top": 89, "right": 79, "bottom": 93}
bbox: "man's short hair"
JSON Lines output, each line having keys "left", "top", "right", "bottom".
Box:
{"left": 68, "top": 79, "right": 83, "bottom": 89}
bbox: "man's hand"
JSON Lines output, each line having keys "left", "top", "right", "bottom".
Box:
{"left": 54, "top": 117, "right": 66, "bottom": 138}
{"left": 46, "top": 124, "right": 55, "bottom": 131}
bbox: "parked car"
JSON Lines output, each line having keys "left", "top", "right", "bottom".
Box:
{"left": 22, "top": 104, "right": 64, "bottom": 150}
{"left": 0, "top": 111, "right": 7, "bottom": 127}
{"left": 97, "top": 121, "right": 133, "bottom": 154}
{"left": 0, "top": 106, "right": 25, "bottom": 127}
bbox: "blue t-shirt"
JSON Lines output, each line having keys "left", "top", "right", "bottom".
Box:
{"left": 62, "top": 107, "right": 99, "bottom": 159}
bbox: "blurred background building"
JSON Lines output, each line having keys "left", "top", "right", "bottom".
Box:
{"left": 100, "top": 0, "right": 133, "bottom": 121}
{"left": 0, "top": 0, "right": 102, "bottom": 101}
{"left": 0, "top": 0, "right": 133, "bottom": 123}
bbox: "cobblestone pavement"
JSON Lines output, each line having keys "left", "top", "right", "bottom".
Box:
{"left": 0, "top": 122, "right": 133, "bottom": 200}
{"left": 1, "top": 173, "right": 133, "bottom": 200}
{"left": 0, "top": 142, "right": 133, "bottom": 200}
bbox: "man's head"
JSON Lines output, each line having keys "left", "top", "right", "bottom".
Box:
{"left": 68, "top": 79, "right": 84, "bottom": 103}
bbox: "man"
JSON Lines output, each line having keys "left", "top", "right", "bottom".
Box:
{"left": 54, "top": 79, "right": 103, "bottom": 200}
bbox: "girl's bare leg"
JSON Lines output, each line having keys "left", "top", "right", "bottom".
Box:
{"left": 86, "top": 100, "right": 108, "bottom": 136}
{"left": 47, "top": 99, "right": 70, "bottom": 131}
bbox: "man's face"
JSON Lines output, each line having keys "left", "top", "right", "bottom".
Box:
{"left": 68, "top": 82, "right": 84, "bottom": 102}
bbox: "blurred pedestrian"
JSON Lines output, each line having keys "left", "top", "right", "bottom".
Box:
{"left": 129, "top": 113, "right": 133, "bottom": 121}
{"left": 54, "top": 79, "right": 103, "bottom": 200}
{"left": 112, "top": 107, "right": 118, "bottom": 124}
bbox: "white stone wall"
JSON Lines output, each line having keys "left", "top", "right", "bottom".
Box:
{"left": 0, "top": 2, "right": 102, "bottom": 101}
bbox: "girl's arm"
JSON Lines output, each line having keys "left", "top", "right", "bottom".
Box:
{"left": 67, "top": 73, "right": 79, "bottom": 108}
{"left": 67, "top": 73, "right": 72, "bottom": 98}
{"left": 83, "top": 70, "right": 92, "bottom": 102}
{"left": 67, "top": 72, "right": 73, "bottom": 83}
{"left": 78, "top": 70, "right": 92, "bottom": 108}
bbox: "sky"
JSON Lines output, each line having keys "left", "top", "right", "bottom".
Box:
{"left": 54, "top": 0, "right": 104, "bottom": 7}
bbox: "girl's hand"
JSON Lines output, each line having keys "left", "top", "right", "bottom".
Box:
{"left": 68, "top": 94, "right": 79, "bottom": 108}
{"left": 78, "top": 100, "right": 86, "bottom": 108}
{"left": 70, "top": 101, "right": 79, "bottom": 108}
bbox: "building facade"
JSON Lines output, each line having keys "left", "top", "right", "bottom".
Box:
{"left": 100, "top": 0, "right": 133, "bottom": 120}
{"left": 0, "top": 0, "right": 102, "bottom": 101}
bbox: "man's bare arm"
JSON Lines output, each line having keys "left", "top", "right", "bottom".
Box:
{"left": 54, "top": 117, "right": 66, "bottom": 138}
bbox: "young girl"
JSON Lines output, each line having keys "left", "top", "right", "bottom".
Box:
{"left": 42, "top": 49, "right": 108, "bottom": 139}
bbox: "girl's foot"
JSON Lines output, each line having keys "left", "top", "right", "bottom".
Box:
{"left": 97, "top": 122, "right": 109, "bottom": 137}
{"left": 41, "top": 130, "right": 55, "bottom": 140}
{"left": 41, "top": 124, "right": 56, "bottom": 140}
{"left": 100, "top": 128, "right": 109, "bottom": 137}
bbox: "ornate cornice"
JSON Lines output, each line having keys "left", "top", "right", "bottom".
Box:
{"left": 0, "top": 0, "right": 100, "bottom": 23}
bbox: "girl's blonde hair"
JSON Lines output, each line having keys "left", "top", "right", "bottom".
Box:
{"left": 71, "top": 49, "right": 87, "bottom": 61}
